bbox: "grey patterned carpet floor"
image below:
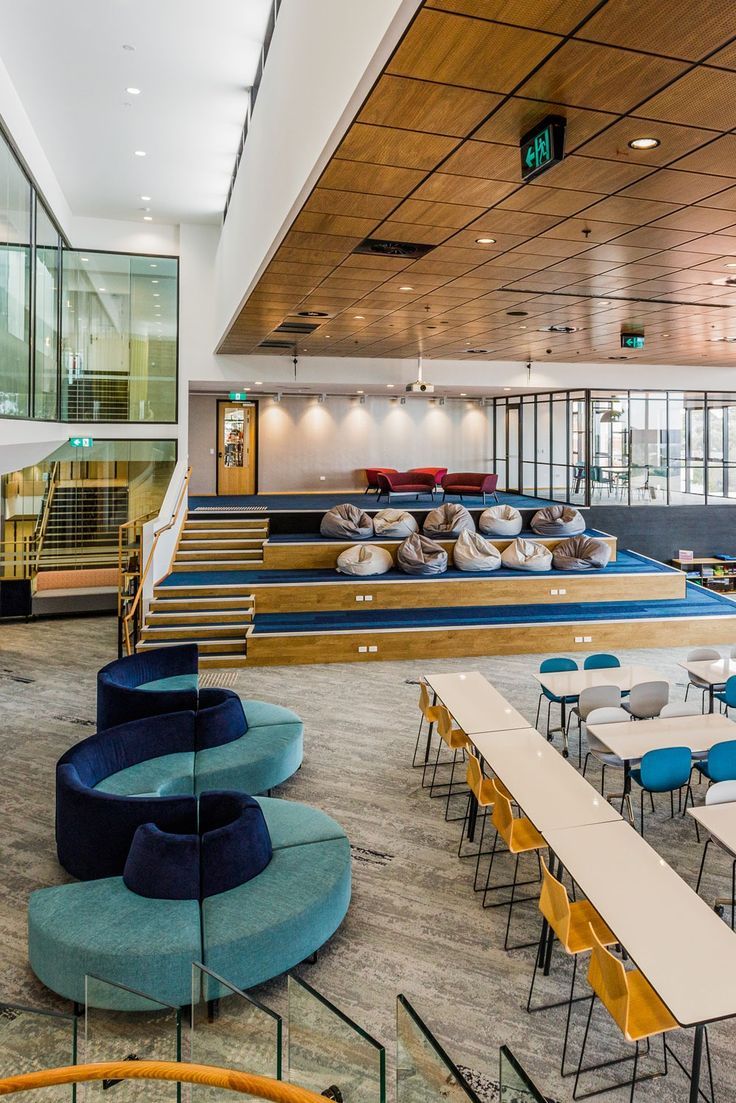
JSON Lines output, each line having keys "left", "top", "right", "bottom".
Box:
{"left": 1, "top": 614, "right": 735, "bottom": 1101}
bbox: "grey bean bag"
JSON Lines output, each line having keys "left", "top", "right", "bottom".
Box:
{"left": 423, "top": 503, "right": 475, "bottom": 539}
{"left": 373, "top": 508, "right": 418, "bottom": 539}
{"left": 336, "top": 544, "right": 393, "bottom": 576}
{"left": 531, "top": 505, "right": 585, "bottom": 537}
{"left": 552, "top": 535, "right": 611, "bottom": 571}
{"left": 396, "top": 533, "right": 448, "bottom": 576}
{"left": 479, "top": 504, "right": 522, "bottom": 537}
{"left": 501, "top": 537, "right": 553, "bottom": 572}
{"left": 453, "top": 530, "right": 502, "bottom": 572}
{"left": 320, "top": 503, "right": 374, "bottom": 539}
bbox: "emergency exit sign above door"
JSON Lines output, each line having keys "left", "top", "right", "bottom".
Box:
{"left": 520, "top": 116, "right": 566, "bottom": 182}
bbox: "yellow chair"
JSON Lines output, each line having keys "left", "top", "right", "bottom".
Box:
{"left": 483, "top": 778, "right": 546, "bottom": 950}
{"left": 458, "top": 753, "right": 498, "bottom": 889}
{"left": 413, "top": 681, "right": 442, "bottom": 778}
{"left": 527, "top": 859, "right": 616, "bottom": 1076}
{"left": 428, "top": 704, "right": 472, "bottom": 819}
{"left": 574, "top": 925, "right": 713, "bottom": 1101}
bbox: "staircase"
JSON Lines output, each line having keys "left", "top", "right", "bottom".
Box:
{"left": 136, "top": 512, "right": 268, "bottom": 668}
{"left": 38, "top": 484, "right": 129, "bottom": 568}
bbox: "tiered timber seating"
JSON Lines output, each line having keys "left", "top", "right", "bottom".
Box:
{"left": 142, "top": 504, "right": 736, "bottom": 668}
{"left": 136, "top": 510, "right": 267, "bottom": 667}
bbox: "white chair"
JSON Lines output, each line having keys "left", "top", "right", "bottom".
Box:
{"left": 582, "top": 706, "right": 634, "bottom": 821}
{"left": 622, "top": 680, "right": 669, "bottom": 719}
{"left": 659, "top": 702, "right": 703, "bottom": 718}
{"left": 566, "top": 685, "right": 622, "bottom": 766}
{"left": 684, "top": 647, "right": 721, "bottom": 711}
{"left": 695, "top": 780, "right": 736, "bottom": 928}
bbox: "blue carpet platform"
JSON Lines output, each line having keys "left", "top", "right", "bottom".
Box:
{"left": 189, "top": 490, "right": 561, "bottom": 512}
{"left": 245, "top": 582, "right": 736, "bottom": 666}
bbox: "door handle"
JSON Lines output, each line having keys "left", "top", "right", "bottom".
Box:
{"left": 217, "top": 451, "right": 223, "bottom": 458}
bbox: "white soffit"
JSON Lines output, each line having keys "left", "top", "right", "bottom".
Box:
{"left": 0, "top": 0, "right": 273, "bottom": 225}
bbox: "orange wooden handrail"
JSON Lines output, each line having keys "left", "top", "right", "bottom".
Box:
{"left": 0, "top": 1061, "right": 326, "bottom": 1103}
{"left": 122, "top": 466, "right": 191, "bottom": 655}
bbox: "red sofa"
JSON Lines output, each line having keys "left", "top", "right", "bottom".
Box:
{"left": 409, "top": 466, "right": 448, "bottom": 484}
{"left": 364, "top": 467, "right": 397, "bottom": 494}
{"left": 376, "top": 471, "right": 437, "bottom": 502}
{"left": 441, "top": 472, "right": 499, "bottom": 504}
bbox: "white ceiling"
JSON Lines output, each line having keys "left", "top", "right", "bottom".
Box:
{"left": 0, "top": 0, "right": 273, "bottom": 226}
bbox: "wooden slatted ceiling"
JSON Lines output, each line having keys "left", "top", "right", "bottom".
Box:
{"left": 218, "top": 0, "right": 736, "bottom": 366}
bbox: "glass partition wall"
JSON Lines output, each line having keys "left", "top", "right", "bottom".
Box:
{"left": 0, "top": 121, "right": 178, "bottom": 423}
{"left": 493, "top": 389, "right": 736, "bottom": 506}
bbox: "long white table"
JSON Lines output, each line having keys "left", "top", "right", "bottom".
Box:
{"left": 546, "top": 819, "right": 736, "bottom": 1102}
{"left": 534, "top": 663, "right": 664, "bottom": 701}
{"left": 679, "top": 656, "right": 736, "bottom": 713}
{"left": 472, "top": 726, "right": 622, "bottom": 833}
{"left": 424, "top": 671, "right": 529, "bottom": 735}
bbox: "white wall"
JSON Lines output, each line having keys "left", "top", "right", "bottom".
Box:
{"left": 69, "top": 216, "right": 180, "bottom": 256}
{"left": 188, "top": 392, "right": 493, "bottom": 493}
{"left": 214, "top": 0, "right": 422, "bottom": 347}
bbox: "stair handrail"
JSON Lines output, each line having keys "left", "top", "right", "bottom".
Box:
{"left": 0, "top": 1061, "right": 326, "bottom": 1103}
{"left": 32, "top": 461, "right": 60, "bottom": 572}
{"left": 121, "top": 465, "right": 191, "bottom": 656}
{"left": 117, "top": 507, "right": 160, "bottom": 617}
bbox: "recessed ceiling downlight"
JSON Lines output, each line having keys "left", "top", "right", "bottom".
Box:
{"left": 126, "top": 87, "right": 141, "bottom": 95}
{"left": 628, "top": 137, "right": 660, "bottom": 150}
{"left": 297, "top": 310, "right": 329, "bottom": 317}
{"left": 476, "top": 237, "right": 496, "bottom": 244}
{"left": 466, "top": 348, "right": 490, "bottom": 354}
{"left": 134, "top": 150, "right": 146, "bottom": 157}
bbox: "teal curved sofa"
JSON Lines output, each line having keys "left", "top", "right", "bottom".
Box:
{"left": 29, "top": 796, "right": 351, "bottom": 1009}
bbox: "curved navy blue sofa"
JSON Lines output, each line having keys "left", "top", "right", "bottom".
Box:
{"left": 97, "top": 644, "right": 199, "bottom": 729}
{"left": 30, "top": 791, "right": 351, "bottom": 1009}
{"left": 57, "top": 693, "right": 303, "bottom": 880}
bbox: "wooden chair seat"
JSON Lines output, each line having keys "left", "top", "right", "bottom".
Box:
{"left": 508, "top": 816, "right": 546, "bottom": 854}
{"left": 566, "top": 899, "right": 616, "bottom": 955}
{"left": 623, "top": 971, "right": 678, "bottom": 1041}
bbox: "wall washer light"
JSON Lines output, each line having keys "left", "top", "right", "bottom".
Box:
{"left": 628, "top": 137, "right": 660, "bottom": 150}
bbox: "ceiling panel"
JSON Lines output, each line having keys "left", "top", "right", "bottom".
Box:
{"left": 219, "top": 0, "right": 736, "bottom": 365}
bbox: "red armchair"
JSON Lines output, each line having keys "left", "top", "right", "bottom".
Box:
{"left": 364, "top": 467, "right": 398, "bottom": 494}
{"left": 441, "top": 472, "right": 499, "bottom": 504}
{"left": 409, "top": 466, "right": 448, "bottom": 485}
{"left": 376, "top": 471, "right": 436, "bottom": 502}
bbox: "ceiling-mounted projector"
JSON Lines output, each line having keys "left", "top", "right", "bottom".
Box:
{"left": 406, "top": 355, "right": 433, "bottom": 392}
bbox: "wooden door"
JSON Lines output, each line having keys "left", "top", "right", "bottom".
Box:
{"left": 217, "top": 401, "right": 256, "bottom": 495}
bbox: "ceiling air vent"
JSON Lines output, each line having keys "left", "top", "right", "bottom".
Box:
{"left": 275, "top": 321, "right": 320, "bottom": 334}
{"left": 353, "top": 237, "right": 436, "bottom": 260}
{"left": 259, "top": 340, "right": 295, "bottom": 349}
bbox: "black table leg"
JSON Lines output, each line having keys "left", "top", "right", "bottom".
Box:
{"left": 709, "top": 685, "right": 715, "bottom": 715}
{"left": 468, "top": 792, "right": 478, "bottom": 843}
{"left": 689, "top": 1024, "right": 703, "bottom": 1103}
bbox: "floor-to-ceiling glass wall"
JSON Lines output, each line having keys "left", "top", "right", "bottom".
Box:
{"left": 0, "top": 130, "right": 31, "bottom": 417}
{"left": 34, "top": 200, "right": 60, "bottom": 419}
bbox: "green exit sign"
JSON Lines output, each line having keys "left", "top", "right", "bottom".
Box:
{"left": 228, "top": 391, "right": 248, "bottom": 401}
{"left": 621, "top": 333, "right": 645, "bottom": 350}
{"left": 69, "top": 436, "right": 94, "bottom": 448}
{"left": 520, "top": 115, "right": 566, "bottom": 182}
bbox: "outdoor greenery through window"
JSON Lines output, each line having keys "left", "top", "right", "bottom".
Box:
{"left": 0, "top": 122, "right": 178, "bottom": 423}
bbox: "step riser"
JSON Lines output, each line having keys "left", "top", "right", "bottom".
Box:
{"left": 150, "top": 601, "right": 254, "bottom": 613}
{"left": 147, "top": 614, "right": 253, "bottom": 626}
{"left": 178, "top": 541, "right": 265, "bottom": 550}
{"left": 176, "top": 551, "right": 263, "bottom": 560}
{"left": 141, "top": 627, "right": 250, "bottom": 640}
{"left": 137, "top": 640, "right": 246, "bottom": 655}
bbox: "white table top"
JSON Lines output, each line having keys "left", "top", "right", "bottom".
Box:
{"left": 587, "top": 712, "right": 735, "bottom": 761}
{"left": 689, "top": 801, "right": 736, "bottom": 856}
{"left": 534, "top": 663, "right": 664, "bottom": 699}
{"left": 545, "top": 820, "right": 736, "bottom": 1027}
{"left": 679, "top": 657, "right": 736, "bottom": 687}
{"left": 473, "top": 726, "right": 622, "bottom": 832}
{"left": 424, "top": 671, "right": 529, "bottom": 735}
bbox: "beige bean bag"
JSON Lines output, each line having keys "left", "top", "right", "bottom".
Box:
{"left": 552, "top": 535, "right": 611, "bottom": 571}
{"left": 320, "top": 503, "right": 374, "bottom": 539}
{"left": 372, "top": 508, "right": 418, "bottom": 539}
{"left": 479, "top": 504, "right": 522, "bottom": 537}
{"left": 396, "top": 533, "right": 448, "bottom": 576}
{"left": 453, "top": 530, "right": 502, "bottom": 572}
{"left": 501, "top": 537, "right": 553, "bottom": 572}
{"left": 531, "top": 505, "right": 585, "bottom": 537}
{"left": 423, "top": 503, "right": 475, "bottom": 539}
{"left": 336, "top": 544, "right": 393, "bottom": 576}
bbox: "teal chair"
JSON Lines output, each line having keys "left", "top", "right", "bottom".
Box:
{"left": 697, "top": 739, "right": 736, "bottom": 784}
{"left": 714, "top": 675, "right": 736, "bottom": 716}
{"left": 630, "top": 746, "right": 694, "bottom": 837}
{"left": 584, "top": 654, "right": 620, "bottom": 670}
{"left": 535, "top": 658, "right": 578, "bottom": 745}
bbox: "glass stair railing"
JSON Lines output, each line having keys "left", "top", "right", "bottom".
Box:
{"left": 0, "top": 967, "right": 549, "bottom": 1103}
